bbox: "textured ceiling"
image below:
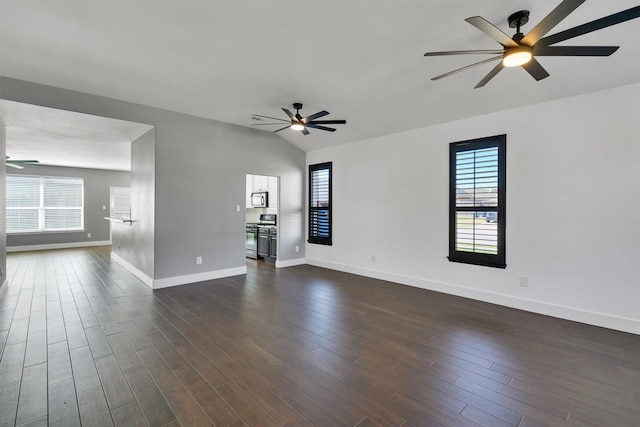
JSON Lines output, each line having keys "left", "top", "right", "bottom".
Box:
{"left": 1, "top": 0, "right": 639, "bottom": 168}
{"left": 0, "top": 100, "right": 153, "bottom": 171}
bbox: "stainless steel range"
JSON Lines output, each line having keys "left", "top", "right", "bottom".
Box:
{"left": 246, "top": 214, "right": 276, "bottom": 259}
{"left": 245, "top": 223, "right": 259, "bottom": 259}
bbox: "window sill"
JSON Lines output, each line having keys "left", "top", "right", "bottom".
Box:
{"left": 447, "top": 256, "right": 506, "bottom": 269}
{"left": 307, "top": 240, "right": 332, "bottom": 246}
{"left": 7, "top": 229, "right": 86, "bottom": 236}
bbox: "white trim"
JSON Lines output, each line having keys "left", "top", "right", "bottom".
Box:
{"left": 305, "top": 258, "right": 640, "bottom": 335}
{"left": 8, "top": 229, "right": 87, "bottom": 236}
{"left": 7, "top": 240, "right": 112, "bottom": 253}
{"left": 110, "top": 252, "right": 153, "bottom": 288}
{"left": 275, "top": 258, "right": 306, "bottom": 268}
{"left": 152, "top": 266, "right": 247, "bottom": 290}
{"left": 0, "top": 279, "right": 8, "bottom": 303}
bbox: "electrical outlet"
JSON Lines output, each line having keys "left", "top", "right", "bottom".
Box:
{"left": 196, "top": 256, "right": 202, "bottom": 265}
{"left": 236, "top": 205, "right": 240, "bottom": 212}
{"left": 519, "top": 276, "right": 529, "bottom": 287}
{"left": 295, "top": 246, "right": 299, "bottom": 253}
{"left": 87, "top": 233, "right": 91, "bottom": 238}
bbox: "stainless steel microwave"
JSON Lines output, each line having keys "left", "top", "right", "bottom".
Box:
{"left": 251, "top": 191, "right": 268, "bottom": 207}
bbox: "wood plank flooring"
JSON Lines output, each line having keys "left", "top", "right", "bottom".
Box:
{"left": 1, "top": 246, "right": 638, "bottom": 426}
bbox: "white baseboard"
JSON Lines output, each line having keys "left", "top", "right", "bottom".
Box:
{"left": 108, "top": 253, "right": 249, "bottom": 291}
{"left": 275, "top": 258, "right": 306, "bottom": 268}
{"left": 110, "top": 252, "right": 154, "bottom": 288}
{"left": 0, "top": 279, "right": 8, "bottom": 303}
{"left": 153, "top": 266, "right": 247, "bottom": 289}
{"left": 7, "top": 240, "right": 112, "bottom": 253}
{"left": 306, "top": 258, "right": 640, "bottom": 335}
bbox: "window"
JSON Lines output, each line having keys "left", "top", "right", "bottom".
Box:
{"left": 308, "top": 162, "right": 332, "bottom": 245}
{"left": 449, "top": 135, "right": 506, "bottom": 268}
{"left": 6, "top": 175, "right": 84, "bottom": 233}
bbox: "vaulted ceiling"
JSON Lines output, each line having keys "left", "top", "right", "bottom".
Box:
{"left": 2, "top": 0, "right": 639, "bottom": 165}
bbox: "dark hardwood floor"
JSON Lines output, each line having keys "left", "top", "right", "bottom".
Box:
{"left": 0, "top": 246, "right": 638, "bottom": 426}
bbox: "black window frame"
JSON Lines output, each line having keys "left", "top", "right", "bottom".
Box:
{"left": 308, "top": 162, "right": 332, "bottom": 245}
{"left": 449, "top": 134, "right": 506, "bottom": 268}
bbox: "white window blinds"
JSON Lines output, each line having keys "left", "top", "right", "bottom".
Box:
{"left": 6, "top": 175, "right": 40, "bottom": 232}
{"left": 6, "top": 175, "right": 84, "bottom": 233}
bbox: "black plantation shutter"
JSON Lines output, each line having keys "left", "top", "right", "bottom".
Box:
{"left": 449, "top": 135, "right": 506, "bottom": 268}
{"left": 308, "top": 162, "right": 332, "bottom": 245}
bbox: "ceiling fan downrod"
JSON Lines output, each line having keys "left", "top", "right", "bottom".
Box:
{"left": 508, "top": 10, "right": 530, "bottom": 42}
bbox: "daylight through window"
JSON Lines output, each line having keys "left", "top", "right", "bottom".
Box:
{"left": 308, "top": 162, "right": 332, "bottom": 245}
{"left": 6, "top": 175, "right": 84, "bottom": 233}
{"left": 449, "top": 135, "right": 506, "bottom": 268}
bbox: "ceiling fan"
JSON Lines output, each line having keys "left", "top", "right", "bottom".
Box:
{"left": 424, "top": 1, "right": 640, "bottom": 88}
{"left": 6, "top": 156, "right": 40, "bottom": 169}
{"left": 252, "top": 103, "right": 346, "bottom": 135}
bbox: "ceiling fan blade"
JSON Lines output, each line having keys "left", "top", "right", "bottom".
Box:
{"left": 6, "top": 163, "right": 24, "bottom": 169}
{"left": 307, "top": 120, "right": 346, "bottom": 125}
{"left": 465, "top": 16, "right": 519, "bottom": 47}
{"left": 303, "top": 110, "right": 329, "bottom": 123}
{"left": 432, "top": 56, "right": 502, "bottom": 81}
{"left": 538, "top": 5, "right": 640, "bottom": 47}
{"left": 521, "top": 0, "right": 585, "bottom": 46}
{"left": 534, "top": 45, "right": 619, "bottom": 56}
{"left": 301, "top": 128, "right": 310, "bottom": 135}
{"left": 474, "top": 62, "right": 505, "bottom": 88}
{"left": 522, "top": 58, "right": 550, "bottom": 81}
{"left": 251, "top": 122, "right": 290, "bottom": 126}
{"left": 251, "top": 114, "right": 289, "bottom": 122}
{"left": 281, "top": 108, "right": 296, "bottom": 120}
{"left": 273, "top": 126, "right": 290, "bottom": 133}
{"left": 306, "top": 124, "right": 336, "bottom": 132}
{"left": 424, "top": 49, "right": 504, "bottom": 56}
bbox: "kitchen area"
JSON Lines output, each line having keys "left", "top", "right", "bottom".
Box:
{"left": 245, "top": 174, "right": 278, "bottom": 262}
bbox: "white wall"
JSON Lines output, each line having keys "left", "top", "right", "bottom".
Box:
{"left": 306, "top": 83, "right": 640, "bottom": 334}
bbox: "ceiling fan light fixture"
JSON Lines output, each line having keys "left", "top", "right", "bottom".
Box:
{"left": 503, "top": 47, "right": 533, "bottom": 67}
{"left": 290, "top": 122, "right": 305, "bottom": 131}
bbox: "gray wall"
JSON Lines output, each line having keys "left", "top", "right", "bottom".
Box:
{"left": 6, "top": 164, "right": 130, "bottom": 248}
{"left": 1, "top": 77, "right": 306, "bottom": 282}
{"left": 0, "top": 115, "right": 6, "bottom": 297}
{"left": 111, "top": 128, "right": 155, "bottom": 278}
{"left": 152, "top": 109, "right": 305, "bottom": 279}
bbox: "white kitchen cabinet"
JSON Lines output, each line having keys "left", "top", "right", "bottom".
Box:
{"left": 246, "top": 175, "right": 253, "bottom": 208}
{"left": 247, "top": 174, "right": 277, "bottom": 208}
{"left": 253, "top": 175, "right": 268, "bottom": 192}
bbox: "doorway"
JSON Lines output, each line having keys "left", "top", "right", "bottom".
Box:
{"left": 245, "top": 174, "right": 279, "bottom": 263}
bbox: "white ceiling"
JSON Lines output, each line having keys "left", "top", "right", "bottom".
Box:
{"left": 1, "top": 0, "right": 639, "bottom": 167}
{"left": 0, "top": 100, "right": 153, "bottom": 171}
